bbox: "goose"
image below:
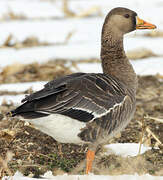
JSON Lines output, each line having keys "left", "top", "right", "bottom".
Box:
{"left": 8, "top": 7, "right": 156, "bottom": 174}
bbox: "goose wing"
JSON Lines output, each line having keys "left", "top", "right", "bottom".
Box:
{"left": 13, "top": 73, "right": 127, "bottom": 122}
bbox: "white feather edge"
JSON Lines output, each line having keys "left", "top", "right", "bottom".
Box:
{"left": 71, "top": 95, "right": 127, "bottom": 122}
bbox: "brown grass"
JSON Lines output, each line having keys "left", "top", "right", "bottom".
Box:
{"left": 1, "top": 9, "right": 26, "bottom": 21}
{"left": 0, "top": 151, "right": 14, "bottom": 178}
{"left": 0, "top": 60, "right": 73, "bottom": 84}
{"left": 126, "top": 48, "right": 157, "bottom": 60}
{"left": 62, "top": 0, "right": 102, "bottom": 18}
{"left": 0, "top": 32, "right": 75, "bottom": 49}
{"left": 142, "top": 30, "right": 163, "bottom": 38}
{"left": 96, "top": 154, "right": 154, "bottom": 175}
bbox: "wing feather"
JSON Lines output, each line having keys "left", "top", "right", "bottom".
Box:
{"left": 14, "top": 73, "right": 127, "bottom": 122}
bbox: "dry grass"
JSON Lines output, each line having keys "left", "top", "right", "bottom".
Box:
{"left": 62, "top": 0, "right": 75, "bottom": 17}
{"left": 142, "top": 30, "right": 163, "bottom": 38}
{"left": 0, "top": 151, "right": 14, "bottom": 178}
{"left": 96, "top": 154, "right": 154, "bottom": 175}
{"left": 62, "top": 0, "right": 102, "bottom": 18}
{"left": 1, "top": 35, "right": 51, "bottom": 48}
{"left": 137, "top": 120, "right": 162, "bottom": 147}
{"left": 0, "top": 32, "right": 75, "bottom": 49}
{"left": 0, "top": 60, "right": 73, "bottom": 84}
{"left": 1, "top": 9, "right": 26, "bottom": 21}
{"left": 156, "top": 74, "right": 163, "bottom": 79}
{"left": 144, "top": 116, "right": 163, "bottom": 123}
{"left": 126, "top": 48, "right": 157, "bottom": 60}
{"left": 76, "top": 6, "right": 102, "bottom": 18}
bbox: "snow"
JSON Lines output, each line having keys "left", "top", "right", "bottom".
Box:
{"left": 0, "top": 0, "right": 162, "bottom": 68}
{"left": 3, "top": 171, "right": 163, "bottom": 180}
{"left": 0, "top": 0, "right": 162, "bottom": 25}
{"left": 0, "top": 81, "right": 46, "bottom": 92}
{"left": 0, "top": 0, "right": 63, "bottom": 19}
{"left": 0, "top": 81, "right": 46, "bottom": 105}
{"left": 104, "top": 143, "right": 151, "bottom": 157}
{"left": 0, "top": 95, "right": 25, "bottom": 105}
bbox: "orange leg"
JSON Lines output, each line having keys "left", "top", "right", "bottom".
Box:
{"left": 86, "top": 149, "right": 95, "bottom": 174}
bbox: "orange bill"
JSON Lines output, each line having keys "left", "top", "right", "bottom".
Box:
{"left": 136, "top": 17, "right": 156, "bottom": 29}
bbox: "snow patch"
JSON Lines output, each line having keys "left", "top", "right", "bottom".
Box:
{"left": 0, "top": 81, "right": 46, "bottom": 92}
{"left": 104, "top": 143, "right": 151, "bottom": 157}
{"left": 3, "top": 171, "right": 162, "bottom": 180}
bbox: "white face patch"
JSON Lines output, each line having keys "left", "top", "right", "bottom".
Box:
{"left": 22, "top": 114, "right": 86, "bottom": 144}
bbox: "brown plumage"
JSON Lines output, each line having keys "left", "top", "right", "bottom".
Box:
{"left": 8, "top": 7, "right": 156, "bottom": 174}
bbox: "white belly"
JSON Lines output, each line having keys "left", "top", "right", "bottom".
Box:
{"left": 22, "top": 114, "right": 86, "bottom": 144}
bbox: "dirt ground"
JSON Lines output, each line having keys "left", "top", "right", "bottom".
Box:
{"left": 0, "top": 64, "right": 163, "bottom": 177}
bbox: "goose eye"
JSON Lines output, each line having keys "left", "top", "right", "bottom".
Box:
{"left": 124, "top": 14, "right": 130, "bottom": 18}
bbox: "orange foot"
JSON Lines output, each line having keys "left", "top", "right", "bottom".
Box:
{"left": 86, "top": 149, "right": 95, "bottom": 174}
